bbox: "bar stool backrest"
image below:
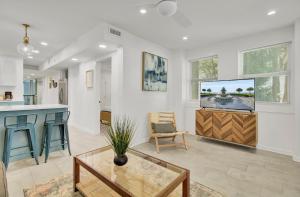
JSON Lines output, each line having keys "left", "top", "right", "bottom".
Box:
{"left": 45, "top": 111, "right": 70, "bottom": 124}
{"left": 55, "top": 112, "right": 63, "bottom": 123}
{"left": 17, "top": 115, "right": 27, "bottom": 127}
{"left": 4, "top": 114, "right": 37, "bottom": 128}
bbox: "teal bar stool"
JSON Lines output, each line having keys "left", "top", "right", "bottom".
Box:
{"left": 2, "top": 114, "right": 39, "bottom": 168}
{"left": 40, "top": 111, "right": 71, "bottom": 162}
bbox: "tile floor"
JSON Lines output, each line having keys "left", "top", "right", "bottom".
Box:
{"left": 6, "top": 126, "right": 300, "bottom": 197}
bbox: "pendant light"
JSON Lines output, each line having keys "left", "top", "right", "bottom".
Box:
{"left": 17, "top": 24, "right": 34, "bottom": 56}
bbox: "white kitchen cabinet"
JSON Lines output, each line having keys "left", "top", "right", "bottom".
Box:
{"left": 0, "top": 57, "right": 18, "bottom": 86}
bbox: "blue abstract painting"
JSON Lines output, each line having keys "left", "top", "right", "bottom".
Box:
{"left": 142, "top": 52, "right": 168, "bottom": 91}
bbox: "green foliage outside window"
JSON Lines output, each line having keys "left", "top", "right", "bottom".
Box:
{"left": 191, "top": 56, "right": 218, "bottom": 99}
{"left": 241, "top": 43, "right": 289, "bottom": 103}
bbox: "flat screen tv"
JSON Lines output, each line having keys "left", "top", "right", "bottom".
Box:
{"left": 200, "top": 79, "right": 255, "bottom": 111}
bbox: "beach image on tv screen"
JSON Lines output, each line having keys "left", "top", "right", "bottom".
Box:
{"left": 200, "top": 79, "right": 255, "bottom": 111}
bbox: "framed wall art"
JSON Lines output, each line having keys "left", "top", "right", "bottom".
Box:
{"left": 142, "top": 52, "right": 168, "bottom": 92}
{"left": 86, "top": 70, "right": 94, "bottom": 88}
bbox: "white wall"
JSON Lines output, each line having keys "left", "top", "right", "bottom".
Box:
{"left": 68, "top": 28, "right": 178, "bottom": 145}
{"left": 0, "top": 56, "right": 23, "bottom": 101}
{"left": 120, "top": 31, "right": 176, "bottom": 145}
{"left": 184, "top": 26, "right": 296, "bottom": 156}
{"left": 294, "top": 19, "right": 300, "bottom": 162}
{"left": 68, "top": 61, "right": 99, "bottom": 134}
{"left": 40, "top": 72, "right": 61, "bottom": 104}
{"left": 167, "top": 50, "right": 186, "bottom": 130}
{"left": 68, "top": 50, "right": 124, "bottom": 135}
{"left": 66, "top": 22, "right": 298, "bottom": 158}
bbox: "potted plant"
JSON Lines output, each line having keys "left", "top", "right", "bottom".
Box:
{"left": 105, "top": 117, "right": 135, "bottom": 166}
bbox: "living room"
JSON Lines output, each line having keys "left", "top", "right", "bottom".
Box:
{"left": 0, "top": 0, "right": 300, "bottom": 197}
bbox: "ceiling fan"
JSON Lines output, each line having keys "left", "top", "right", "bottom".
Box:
{"left": 139, "top": 0, "right": 192, "bottom": 28}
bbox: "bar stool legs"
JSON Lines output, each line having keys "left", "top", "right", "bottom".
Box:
{"left": 2, "top": 128, "right": 39, "bottom": 169}
{"left": 59, "top": 125, "right": 65, "bottom": 150}
{"left": 40, "top": 111, "right": 71, "bottom": 163}
{"left": 26, "top": 130, "right": 34, "bottom": 158}
{"left": 28, "top": 127, "right": 39, "bottom": 165}
{"left": 41, "top": 123, "right": 71, "bottom": 163}
{"left": 44, "top": 125, "right": 53, "bottom": 163}
{"left": 40, "top": 126, "right": 47, "bottom": 156}
{"left": 3, "top": 129, "right": 12, "bottom": 168}
{"left": 64, "top": 124, "right": 72, "bottom": 156}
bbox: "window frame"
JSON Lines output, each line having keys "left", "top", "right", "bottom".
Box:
{"left": 238, "top": 42, "right": 291, "bottom": 104}
{"left": 189, "top": 55, "right": 219, "bottom": 101}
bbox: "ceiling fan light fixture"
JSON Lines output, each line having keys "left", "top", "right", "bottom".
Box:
{"left": 157, "top": 0, "right": 177, "bottom": 16}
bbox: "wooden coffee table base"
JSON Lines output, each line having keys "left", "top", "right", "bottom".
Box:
{"left": 73, "top": 147, "right": 190, "bottom": 197}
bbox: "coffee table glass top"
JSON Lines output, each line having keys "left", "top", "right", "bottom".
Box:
{"left": 76, "top": 146, "right": 186, "bottom": 196}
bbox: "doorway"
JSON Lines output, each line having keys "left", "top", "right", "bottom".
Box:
{"left": 97, "top": 57, "right": 112, "bottom": 134}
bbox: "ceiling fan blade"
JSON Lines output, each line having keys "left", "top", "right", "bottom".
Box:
{"left": 172, "top": 10, "right": 192, "bottom": 28}
{"left": 133, "top": 2, "right": 156, "bottom": 9}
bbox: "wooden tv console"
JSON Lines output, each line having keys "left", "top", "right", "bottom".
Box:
{"left": 195, "top": 108, "right": 257, "bottom": 147}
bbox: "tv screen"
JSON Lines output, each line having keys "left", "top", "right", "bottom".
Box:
{"left": 200, "top": 79, "right": 255, "bottom": 111}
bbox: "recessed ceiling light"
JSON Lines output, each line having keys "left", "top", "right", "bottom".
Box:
{"left": 32, "top": 50, "right": 40, "bottom": 54}
{"left": 40, "top": 41, "right": 48, "bottom": 46}
{"left": 27, "top": 56, "right": 33, "bottom": 59}
{"left": 71, "top": 58, "right": 79, "bottom": 61}
{"left": 182, "top": 36, "right": 188, "bottom": 40}
{"left": 140, "top": 8, "right": 147, "bottom": 14}
{"left": 30, "top": 73, "right": 35, "bottom": 76}
{"left": 267, "top": 10, "right": 276, "bottom": 16}
{"left": 99, "top": 44, "right": 107, "bottom": 49}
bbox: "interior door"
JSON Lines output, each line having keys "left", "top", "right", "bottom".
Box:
{"left": 98, "top": 58, "right": 112, "bottom": 127}
{"left": 99, "top": 60, "right": 111, "bottom": 112}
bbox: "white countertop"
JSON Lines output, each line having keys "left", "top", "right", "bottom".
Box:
{"left": 0, "top": 104, "right": 68, "bottom": 112}
{"left": 0, "top": 100, "right": 23, "bottom": 103}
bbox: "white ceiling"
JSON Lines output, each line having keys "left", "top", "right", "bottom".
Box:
{"left": 1, "top": 0, "right": 300, "bottom": 66}
{"left": 53, "top": 45, "right": 117, "bottom": 70}
{"left": 23, "top": 66, "right": 60, "bottom": 80}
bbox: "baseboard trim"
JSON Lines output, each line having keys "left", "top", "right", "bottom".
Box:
{"left": 256, "top": 144, "right": 293, "bottom": 156}
{"left": 69, "top": 123, "right": 98, "bottom": 135}
{"left": 293, "top": 155, "right": 300, "bottom": 162}
{"left": 131, "top": 137, "right": 148, "bottom": 147}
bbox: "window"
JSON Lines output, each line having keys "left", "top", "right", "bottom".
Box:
{"left": 240, "top": 43, "right": 289, "bottom": 103}
{"left": 190, "top": 55, "right": 218, "bottom": 100}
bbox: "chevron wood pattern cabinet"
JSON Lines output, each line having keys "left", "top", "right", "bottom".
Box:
{"left": 196, "top": 110, "right": 213, "bottom": 137}
{"left": 232, "top": 113, "right": 257, "bottom": 147}
{"left": 196, "top": 109, "right": 257, "bottom": 147}
{"left": 212, "top": 111, "right": 232, "bottom": 141}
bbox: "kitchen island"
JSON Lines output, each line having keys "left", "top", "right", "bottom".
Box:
{"left": 0, "top": 100, "right": 24, "bottom": 106}
{"left": 0, "top": 104, "right": 68, "bottom": 161}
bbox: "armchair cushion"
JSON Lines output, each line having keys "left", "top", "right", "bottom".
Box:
{"left": 151, "top": 123, "right": 176, "bottom": 133}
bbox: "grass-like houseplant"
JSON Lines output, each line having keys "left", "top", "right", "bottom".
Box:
{"left": 105, "top": 117, "right": 135, "bottom": 166}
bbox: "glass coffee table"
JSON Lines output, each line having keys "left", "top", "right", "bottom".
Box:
{"left": 74, "top": 146, "right": 190, "bottom": 197}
